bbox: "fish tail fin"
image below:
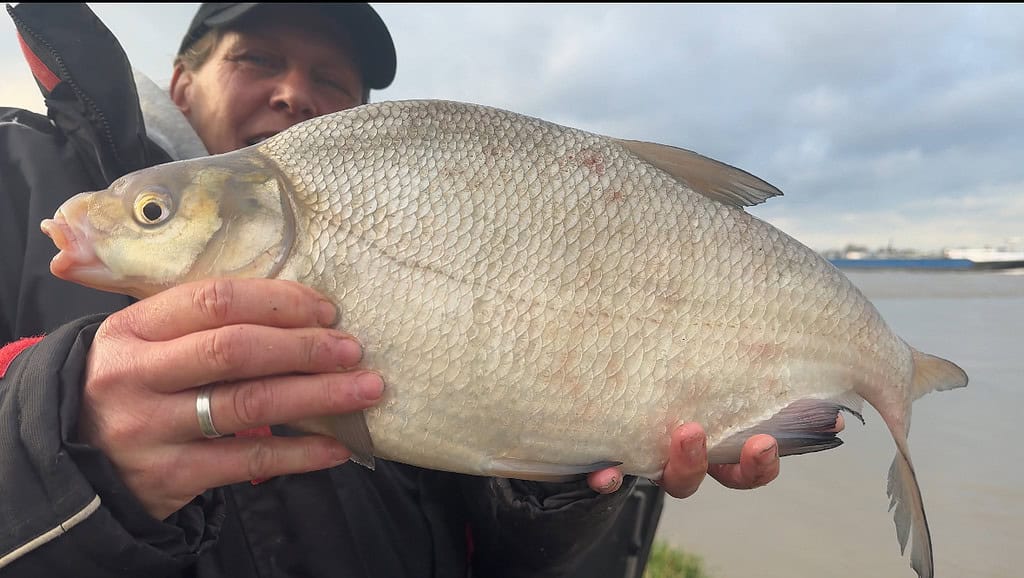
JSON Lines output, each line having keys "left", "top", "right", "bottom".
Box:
{"left": 886, "top": 433, "right": 933, "bottom": 578}
{"left": 872, "top": 347, "right": 965, "bottom": 578}
{"left": 909, "top": 347, "right": 968, "bottom": 401}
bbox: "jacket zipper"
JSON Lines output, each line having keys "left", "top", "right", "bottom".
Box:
{"left": 7, "top": 5, "right": 125, "bottom": 169}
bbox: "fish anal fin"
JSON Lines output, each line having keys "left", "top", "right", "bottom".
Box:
{"left": 707, "top": 397, "right": 863, "bottom": 464}
{"left": 485, "top": 458, "right": 622, "bottom": 483}
{"left": 614, "top": 138, "right": 783, "bottom": 208}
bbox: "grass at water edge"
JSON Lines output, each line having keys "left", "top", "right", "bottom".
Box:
{"left": 642, "top": 541, "right": 714, "bottom": 578}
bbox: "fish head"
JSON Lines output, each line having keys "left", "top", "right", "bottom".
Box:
{"left": 41, "top": 152, "right": 295, "bottom": 299}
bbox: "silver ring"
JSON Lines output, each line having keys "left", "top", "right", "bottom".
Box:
{"left": 196, "top": 384, "right": 222, "bottom": 439}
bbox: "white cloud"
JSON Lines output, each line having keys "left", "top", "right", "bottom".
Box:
{"left": 793, "top": 86, "right": 850, "bottom": 121}
{"left": 2, "top": 3, "right": 1021, "bottom": 255}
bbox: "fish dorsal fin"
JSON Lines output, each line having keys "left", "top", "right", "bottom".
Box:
{"left": 614, "top": 139, "right": 783, "bottom": 208}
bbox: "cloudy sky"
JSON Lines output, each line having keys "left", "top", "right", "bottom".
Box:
{"left": 3, "top": 3, "right": 1022, "bottom": 253}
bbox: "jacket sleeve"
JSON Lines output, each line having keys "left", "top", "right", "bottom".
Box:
{"left": 458, "top": 474, "right": 640, "bottom": 578}
{"left": 0, "top": 110, "right": 34, "bottom": 345}
{"left": 0, "top": 317, "right": 225, "bottom": 577}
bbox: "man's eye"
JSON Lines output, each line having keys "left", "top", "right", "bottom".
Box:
{"left": 317, "top": 76, "right": 343, "bottom": 90}
{"left": 236, "top": 52, "right": 278, "bottom": 68}
{"left": 314, "top": 72, "right": 357, "bottom": 98}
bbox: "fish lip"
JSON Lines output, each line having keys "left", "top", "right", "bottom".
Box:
{"left": 40, "top": 211, "right": 74, "bottom": 254}
{"left": 39, "top": 205, "right": 104, "bottom": 284}
{"left": 40, "top": 211, "right": 140, "bottom": 295}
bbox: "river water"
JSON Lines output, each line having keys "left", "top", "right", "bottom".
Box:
{"left": 654, "top": 270, "right": 1023, "bottom": 578}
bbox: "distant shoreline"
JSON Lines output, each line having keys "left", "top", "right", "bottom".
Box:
{"left": 829, "top": 258, "right": 1024, "bottom": 271}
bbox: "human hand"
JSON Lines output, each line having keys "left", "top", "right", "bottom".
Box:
{"left": 587, "top": 416, "right": 845, "bottom": 496}
{"left": 76, "top": 278, "right": 383, "bottom": 520}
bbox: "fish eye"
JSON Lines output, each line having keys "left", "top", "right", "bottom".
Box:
{"left": 133, "top": 191, "right": 172, "bottom": 226}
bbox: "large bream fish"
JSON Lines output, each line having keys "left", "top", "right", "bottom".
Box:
{"left": 41, "top": 100, "right": 966, "bottom": 577}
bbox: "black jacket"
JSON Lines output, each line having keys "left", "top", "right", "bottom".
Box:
{"left": 0, "top": 3, "right": 663, "bottom": 577}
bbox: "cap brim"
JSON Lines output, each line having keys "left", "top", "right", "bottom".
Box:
{"left": 203, "top": 3, "right": 259, "bottom": 27}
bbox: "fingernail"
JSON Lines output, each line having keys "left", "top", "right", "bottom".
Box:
{"left": 758, "top": 441, "right": 779, "bottom": 463}
{"left": 332, "top": 334, "right": 363, "bottom": 367}
{"left": 318, "top": 300, "right": 337, "bottom": 326}
{"left": 599, "top": 475, "right": 622, "bottom": 494}
{"left": 684, "top": 430, "right": 706, "bottom": 460}
{"left": 329, "top": 444, "right": 350, "bottom": 464}
{"left": 355, "top": 372, "right": 384, "bottom": 401}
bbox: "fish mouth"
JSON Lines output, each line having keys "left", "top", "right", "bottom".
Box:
{"left": 39, "top": 195, "right": 114, "bottom": 289}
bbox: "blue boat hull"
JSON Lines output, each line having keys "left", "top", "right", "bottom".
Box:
{"left": 829, "top": 258, "right": 1024, "bottom": 271}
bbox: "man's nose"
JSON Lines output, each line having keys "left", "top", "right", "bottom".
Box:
{"left": 270, "top": 70, "right": 319, "bottom": 118}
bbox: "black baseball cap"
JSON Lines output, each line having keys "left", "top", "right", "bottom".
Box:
{"left": 178, "top": 3, "right": 396, "bottom": 90}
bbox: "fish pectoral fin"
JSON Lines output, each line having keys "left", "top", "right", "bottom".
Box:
{"left": 707, "top": 397, "right": 865, "bottom": 464}
{"left": 613, "top": 138, "right": 783, "bottom": 208}
{"left": 485, "top": 458, "right": 623, "bottom": 483}
{"left": 331, "top": 412, "right": 376, "bottom": 471}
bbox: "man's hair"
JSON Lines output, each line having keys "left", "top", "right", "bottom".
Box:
{"left": 174, "top": 28, "right": 220, "bottom": 73}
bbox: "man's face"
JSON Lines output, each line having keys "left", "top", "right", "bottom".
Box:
{"left": 171, "top": 14, "right": 364, "bottom": 155}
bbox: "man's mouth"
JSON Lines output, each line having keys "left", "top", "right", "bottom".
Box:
{"left": 246, "top": 132, "right": 278, "bottom": 146}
